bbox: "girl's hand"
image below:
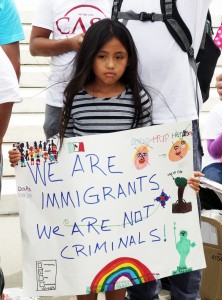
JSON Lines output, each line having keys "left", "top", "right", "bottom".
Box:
{"left": 187, "top": 171, "right": 204, "bottom": 194}
{"left": 69, "top": 33, "right": 85, "bottom": 52}
{"left": 8, "top": 149, "right": 21, "bottom": 167}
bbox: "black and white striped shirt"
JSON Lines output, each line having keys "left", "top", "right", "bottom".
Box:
{"left": 64, "top": 88, "right": 152, "bottom": 137}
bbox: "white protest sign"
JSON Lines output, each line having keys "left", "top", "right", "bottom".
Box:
{"left": 15, "top": 121, "right": 205, "bottom": 296}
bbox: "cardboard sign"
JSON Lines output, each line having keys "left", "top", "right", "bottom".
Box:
{"left": 15, "top": 122, "right": 205, "bottom": 296}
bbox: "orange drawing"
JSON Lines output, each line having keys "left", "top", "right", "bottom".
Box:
{"left": 168, "top": 140, "right": 190, "bottom": 162}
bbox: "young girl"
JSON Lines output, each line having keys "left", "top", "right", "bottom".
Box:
{"left": 9, "top": 18, "right": 202, "bottom": 300}
{"left": 59, "top": 18, "right": 152, "bottom": 145}
{"left": 60, "top": 19, "right": 150, "bottom": 299}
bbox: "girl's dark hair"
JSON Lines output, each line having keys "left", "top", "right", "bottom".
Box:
{"left": 59, "top": 18, "right": 150, "bottom": 147}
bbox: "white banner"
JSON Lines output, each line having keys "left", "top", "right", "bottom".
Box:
{"left": 15, "top": 121, "right": 205, "bottom": 296}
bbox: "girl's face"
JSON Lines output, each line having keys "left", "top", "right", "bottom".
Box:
{"left": 92, "top": 37, "right": 129, "bottom": 86}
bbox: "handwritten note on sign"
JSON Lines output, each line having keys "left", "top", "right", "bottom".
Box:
{"left": 15, "top": 121, "right": 205, "bottom": 296}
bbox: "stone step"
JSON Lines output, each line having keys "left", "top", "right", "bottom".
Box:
{"left": 20, "top": 44, "right": 50, "bottom": 65}
{"left": 201, "top": 88, "right": 221, "bottom": 111}
{"left": 20, "top": 65, "right": 49, "bottom": 88}
{"left": 21, "top": 24, "right": 31, "bottom": 44}
{"left": 0, "top": 177, "right": 18, "bottom": 214}
{"left": 14, "top": 0, "right": 38, "bottom": 25}
{"left": 217, "top": 55, "right": 222, "bottom": 67}
{"left": 16, "top": 8, "right": 38, "bottom": 25}
{"left": 3, "top": 113, "right": 45, "bottom": 143}
{"left": 13, "top": 88, "right": 45, "bottom": 113}
{"left": 209, "top": 0, "right": 222, "bottom": 24}
{"left": 209, "top": 66, "right": 222, "bottom": 87}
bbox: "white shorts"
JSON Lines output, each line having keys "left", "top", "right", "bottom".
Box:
{"left": 0, "top": 46, "right": 21, "bottom": 104}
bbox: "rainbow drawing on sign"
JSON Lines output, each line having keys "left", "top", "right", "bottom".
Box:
{"left": 90, "top": 257, "right": 155, "bottom": 293}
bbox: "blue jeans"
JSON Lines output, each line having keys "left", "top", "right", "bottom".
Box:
{"left": 127, "top": 280, "right": 161, "bottom": 300}
{"left": 43, "top": 104, "right": 63, "bottom": 140}
{"left": 127, "top": 120, "right": 202, "bottom": 300}
{"left": 202, "top": 163, "right": 222, "bottom": 184}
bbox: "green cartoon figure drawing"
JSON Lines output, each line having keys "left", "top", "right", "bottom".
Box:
{"left": 172, "top": 222, "right": 196, "bottom": 275}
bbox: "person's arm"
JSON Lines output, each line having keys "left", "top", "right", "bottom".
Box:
{"left": 29, "top": 26, "right": 84, "bottom": 57}
{"left": 1, "top": 42, "right": 21, "bottom": 81}
{"left": 207, "top": 133, "right": 222, "bottom": 158}
{"left": 0, "top": 102, "right": 13, "bottom": 155}
{"left": 216, "top": 74, "right": 222, "bottom": 100}
{"left": 0, "top": 103, "right": 13, "bottom": 141}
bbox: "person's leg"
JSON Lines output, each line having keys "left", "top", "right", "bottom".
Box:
{"left": 0, "top": 153, "right": 5, "bottom": 299}
{"left": 126, "top": 280, "right": 161, "bottom": 300}
{"left": 77, "top": 294, "right": 97, "bottom": 300}
{"left": 43, "top": 104, "right": 63, "bottom": 140}
{"left": 0, "top": 267, "right": 5, "bottom": 299}
{"left": 202, "top": 163, "right": 222, "bottom": 184}
{"left": 105, "top": 288, "right": 126, "bottom": 300}
{"left": 200, "top": 164, "right": 222, "bottom": 209}
{"left": 199, "top": 186, "right": 222, "bottom": 210}
{"left": 168, "top": 270, "right": 202, "bottom": 300}
{"left": 77, "top": 289, "right": 126, "bottom": 300}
